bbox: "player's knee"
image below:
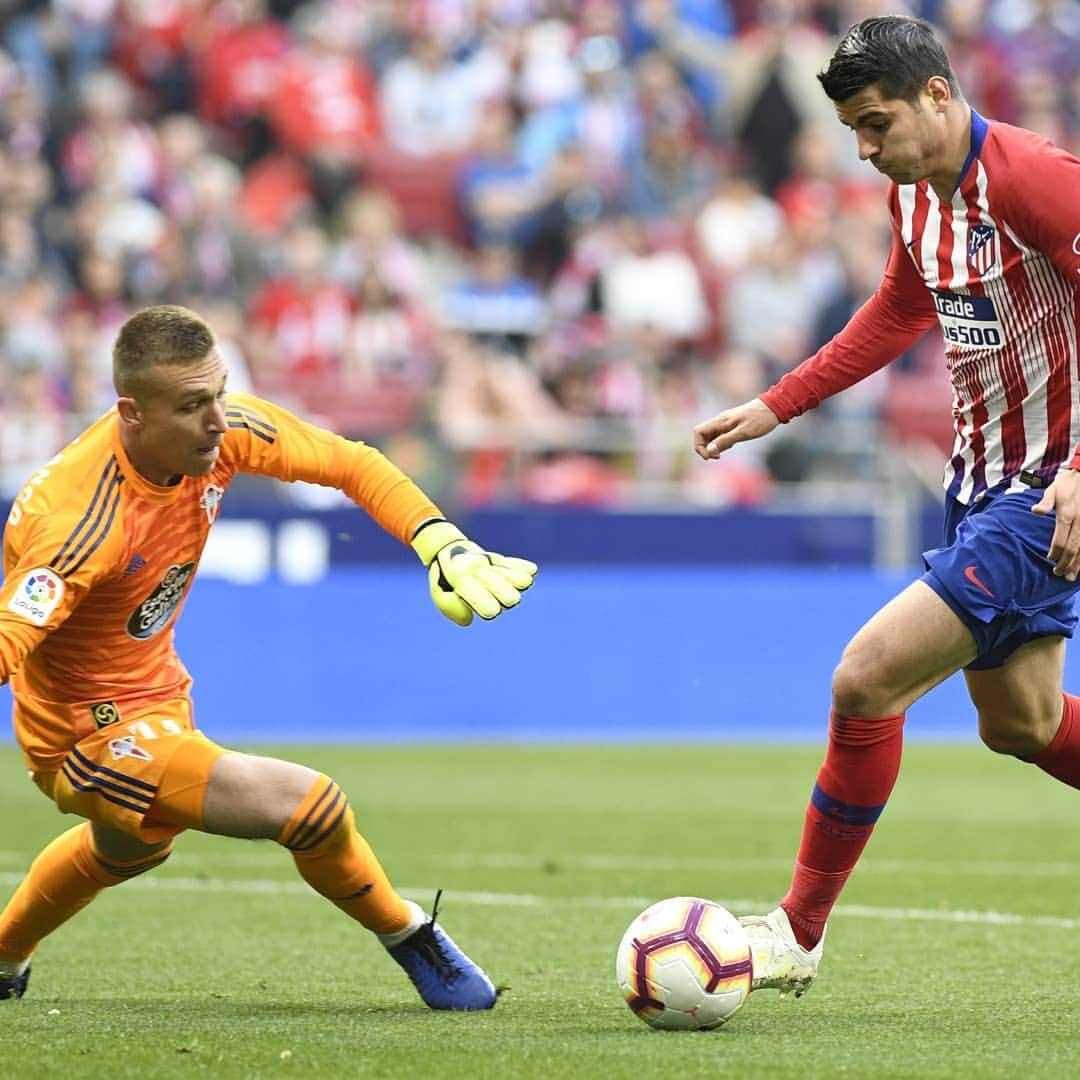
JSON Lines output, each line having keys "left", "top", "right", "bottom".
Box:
{"left": 204, "top": 754, "right": 323, "bottom": 839}
{"left": 277, "top": 773, "right": 353, "bottom": 854}
{"left": 831, "top": 646, "right": 888, "bottom": 717}
{"left": 978, "top": 710, "right": 1056, "bottom": 757}
{"left": 87, "top": 837, "right": 174, "bottom": 885}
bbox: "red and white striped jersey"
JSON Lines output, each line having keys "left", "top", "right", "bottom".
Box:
{"left": 762, "top": 111, "right": 1080, "bottom": 505}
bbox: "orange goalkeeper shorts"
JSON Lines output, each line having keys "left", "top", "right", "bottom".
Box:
{"left": 32, "top": 698, "right": 229, "bottom": 843}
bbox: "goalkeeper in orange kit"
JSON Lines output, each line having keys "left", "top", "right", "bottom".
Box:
{"left": 0, "top": 304, "right": 537, "bottom": 1008}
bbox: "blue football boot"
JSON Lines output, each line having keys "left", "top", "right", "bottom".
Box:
{"left": 0, "top": 962, "right": 30, "bottom": 1000}
{"left": 386, "top": 891, "right": 496, "bottom": 1010}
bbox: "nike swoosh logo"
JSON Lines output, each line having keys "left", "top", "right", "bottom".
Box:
{"left": 964, "top": 565, "right": 994, "bottom": 597}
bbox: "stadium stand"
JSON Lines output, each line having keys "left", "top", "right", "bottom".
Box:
{"left": 0, "top": 0, "right": 1076, "bottom": 512}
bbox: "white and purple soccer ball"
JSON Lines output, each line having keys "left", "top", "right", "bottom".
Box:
{"left": 616, "top": 897, "right": 753, "bottom": 1031}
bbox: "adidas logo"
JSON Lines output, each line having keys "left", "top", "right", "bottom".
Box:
{"left": 123, "top": 554, "right": 147, "bottom": 577}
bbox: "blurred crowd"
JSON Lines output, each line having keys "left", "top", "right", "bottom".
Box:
{"left": 0, "top": 0, "right": 1077, "bottom": 508}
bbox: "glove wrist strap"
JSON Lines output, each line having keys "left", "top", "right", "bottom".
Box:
{"left": 410, "top": 519, "right": 466, "bottom": 566}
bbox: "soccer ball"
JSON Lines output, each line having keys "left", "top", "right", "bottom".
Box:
{"left": 615, "top": 896, "right": 753, "bottom": 1031}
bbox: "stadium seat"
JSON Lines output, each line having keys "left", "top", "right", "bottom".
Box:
{"left": 361, "top": 145, "right": 467, "bottom": 243}
{"left": 882, "top": 371, "right": 955, "bottom": 456}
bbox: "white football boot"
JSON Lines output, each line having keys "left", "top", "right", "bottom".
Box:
{"left": 739, "top": 907, "right": 824, "bottom": 998}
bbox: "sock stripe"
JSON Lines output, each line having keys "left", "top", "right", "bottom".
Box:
{"left": 90, "top": 848, "right": 172, "bottom": 879}
{"left": 810, "top": 783, "right": 886, "bottom": 827}
{"left": 283, "top": 782, "right": 344, "bottom": 851}
{"left": 290, "top": 797, "right": 348, "bottom": 852}
{"left": 279, "top": 779, "right": 335, "bottom": 848}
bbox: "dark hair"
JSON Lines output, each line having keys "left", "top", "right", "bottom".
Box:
{"left": 113, "top": 305, "right": 215, "bottom": 395}
{"left": 818, "top": 16, "right": 960, "bottom": 103}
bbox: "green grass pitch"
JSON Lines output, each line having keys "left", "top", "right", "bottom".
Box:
{"left": 2, "top": 742, "right": 1079, "bottom": 1079}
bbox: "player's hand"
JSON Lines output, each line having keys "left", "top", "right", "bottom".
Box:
{"left": 411, "top": 519, "right": 538, "bottom": 626}
{"left": 693, "top": 399, "right": 780, "bottom": 460}
{"left": 1033, "top": 469, "right": 1080, "bottom": 580}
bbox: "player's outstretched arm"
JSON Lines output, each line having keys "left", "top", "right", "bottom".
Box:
{"left": 410, "top": 519, "right": 538, "bottom": 627}
{"left": 693, "top": 398, "right": 780, "bottom": 460}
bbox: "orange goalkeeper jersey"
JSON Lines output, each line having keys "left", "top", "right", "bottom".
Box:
{"left": 0, "top": 392, "right": 441, "bottom": 770}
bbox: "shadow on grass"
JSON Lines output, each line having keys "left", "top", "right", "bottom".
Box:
{"left": 16, "top": 995, "right": 503, "bottom": 1020}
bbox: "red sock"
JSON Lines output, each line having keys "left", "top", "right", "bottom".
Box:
{"left": 781, "top": 711, "right": 905, "bottom": 950}
{"left": 1026, "top": 693, "right": 1080, "bottom": 789}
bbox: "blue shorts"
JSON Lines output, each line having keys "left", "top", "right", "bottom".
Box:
{"left": 920, "top": 487, "right": 1080, "bottom": 669}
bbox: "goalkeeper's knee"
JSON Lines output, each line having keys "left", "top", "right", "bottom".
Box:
{"left": 85, "top": 832, "right": 174, "bottom": 886}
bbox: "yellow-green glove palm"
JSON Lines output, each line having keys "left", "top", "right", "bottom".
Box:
{"left": 411, "top": 519, "right": 538, "bottom": 626}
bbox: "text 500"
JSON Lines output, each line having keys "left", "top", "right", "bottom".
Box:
{"left": 944, "top": 323, "right": 1002, "bottom": 347}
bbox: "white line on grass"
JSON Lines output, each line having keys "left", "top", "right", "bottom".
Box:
{"left": 0, "top": 871, "right": 1076, "bottom": 931}
{"left": 432, "top": 851, "right": 1080, "bottom": 879}
{"left": 4, "top": 848, "right": 1080, "bottom": 879}
{"left": 4, "top": 849, "right": 1080, "bottom": 878}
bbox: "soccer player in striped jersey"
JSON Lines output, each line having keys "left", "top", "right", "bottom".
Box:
{"left": 694, "top": 15, "right": 1080, "bottom": 997}
{"left": 0, "top": 304, "right": 537, "bottom": 1006}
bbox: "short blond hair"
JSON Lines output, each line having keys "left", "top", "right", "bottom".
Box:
{"left": 113, "top": 305, "right": 216, "bottom": 395}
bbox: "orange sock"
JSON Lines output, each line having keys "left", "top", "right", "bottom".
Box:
{"left": 278, "top": 775, "right": 411, "bottom": 935}
{"left": 0, "top": 823, "right": 172, "bottom": 962}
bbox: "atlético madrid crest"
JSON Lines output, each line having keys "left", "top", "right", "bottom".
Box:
{"left": 200, "top": 483, "right": 224, "bottom": 524}
{"left": 968, "top": 225, "right": 998, "bottom": 275}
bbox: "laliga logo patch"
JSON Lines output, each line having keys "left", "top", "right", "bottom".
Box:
{"left": 108, "top": 735, "right": 153, "bottom": 762}
{"left": 8, "top": 567, "right": 64, "bottom": 626}
{"left": 967, "top": 224, "right": 998, "bottom": 275}
{"left": 200, "top": 483, "right": 224, "bottom": 525}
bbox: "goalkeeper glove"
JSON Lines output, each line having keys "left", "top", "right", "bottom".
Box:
{"left": 410, "top": 519, "right": 538, "bottom": 627}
